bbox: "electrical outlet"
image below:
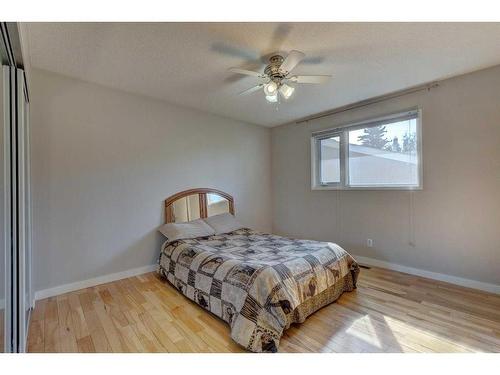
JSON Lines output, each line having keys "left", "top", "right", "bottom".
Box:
{"left": 367, "top": 238, "right": 373, "bottom": 247}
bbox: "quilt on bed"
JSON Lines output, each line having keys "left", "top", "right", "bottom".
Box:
{"left": 158, "top": 228, "right": 359, "bottom": 352}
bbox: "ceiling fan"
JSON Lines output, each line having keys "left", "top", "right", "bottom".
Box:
{"left": 229, "top": 50, "right": 331, "bottom": 103}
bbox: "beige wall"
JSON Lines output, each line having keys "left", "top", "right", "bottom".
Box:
{"left": 31, "top": 68, "right": 272, "bottom": 292}
{"left": 272, "top": 65, "right": 500, "bottom": 285}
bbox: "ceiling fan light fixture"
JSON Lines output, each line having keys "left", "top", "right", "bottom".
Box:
{"left": 265, "top": 94, "right": 278, "bottom": 103}
{"left": 263, "top": 81, "right": 278, "bottom": 96}
{"left": 231, "top": 50, "right": 331, "bottom": 104}
{"left": 279, "top": 84, "right": 295, "bottom": 100}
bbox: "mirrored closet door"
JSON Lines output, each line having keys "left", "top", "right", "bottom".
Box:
{"left": 1, "top": 22, "right": 32, "bottom": 353}
{"left": 1, "top": 44, "right": 5, "bottom": 353}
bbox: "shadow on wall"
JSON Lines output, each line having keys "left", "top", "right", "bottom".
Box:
{"left": 84, "top": 205, "right": 168, "bottom": 283}
{"left": 75, "top": 228, "right": 163, "bottom": 288}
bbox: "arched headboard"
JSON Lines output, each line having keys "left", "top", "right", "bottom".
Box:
{"left": 165, "top": 188, "right": 234, "bottom": 223}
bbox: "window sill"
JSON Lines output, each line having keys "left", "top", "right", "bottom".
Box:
{"left": 312, "top": 185, "right": 423, "bottom": 191}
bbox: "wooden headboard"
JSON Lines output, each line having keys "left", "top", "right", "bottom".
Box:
{"left": 165, "top": 188, "right": 234, "bottom": 223}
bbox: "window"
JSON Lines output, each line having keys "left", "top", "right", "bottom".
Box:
{"left": 319, "top": 135, "right": 340, "bottom": 184}
{"left": 311, "top": 110, "right": 422, "bottom": 189}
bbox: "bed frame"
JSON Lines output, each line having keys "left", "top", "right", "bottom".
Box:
{"left": 164, "top": 188, "right": 234, "bottom": 223}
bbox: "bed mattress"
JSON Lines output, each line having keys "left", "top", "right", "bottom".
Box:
{"left": 158, "top": 228, "right": 359, "bottom": 352}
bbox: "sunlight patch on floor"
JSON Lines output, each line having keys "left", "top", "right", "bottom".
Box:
{"left": 345, "top": 314, "right": 383, "bottom": 349}
{"left": 382, "top": 315, "right": 475, "bottom": 353}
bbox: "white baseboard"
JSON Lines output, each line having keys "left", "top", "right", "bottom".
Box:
{"left": 34, "top": 264, "right": 158, "bottom": 300}
{"left": 32, "top": 256, "right": 499, "bottom": 301}
{"left": 353, "top": 255, "right": 500, "bottom": 295}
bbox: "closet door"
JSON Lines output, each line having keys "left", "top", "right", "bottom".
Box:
{"left": 16, "top": 68, "right": 31, "bottom": 352}
{"left": 2, "top": 65, "right": 13, "bottom": 353}
{"left": 1, "top": 62, "right": 6, "bottom": 353}
{"left": 1, "top": 22, "right": 31, "bottom": 353}
{"left": 1, "top": 65, "right": 31, "bottom": 352}
{"left": 23, "top": 81, "right": 32, "bottom": 338}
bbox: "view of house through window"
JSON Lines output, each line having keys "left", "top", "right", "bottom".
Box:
{"left": 312, "top": 110, "right": 421, "bottom": 189}
{"left": 348, "top": 118, "right": 418, "bottom": 186}
{"left": 319, "top": 135, "right": 340, "bottom": 184}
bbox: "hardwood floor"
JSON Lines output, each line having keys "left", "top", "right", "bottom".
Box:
{"left": 27, "top": 267, "right": 500, "bottom": 353}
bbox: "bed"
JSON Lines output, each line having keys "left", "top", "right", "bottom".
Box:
{"left": 158, "top": 188, "right": 359, "bottom": 353}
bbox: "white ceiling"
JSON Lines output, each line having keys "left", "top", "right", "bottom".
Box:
{"left": 24, "top": 22, "right": 500, "bottom": 127}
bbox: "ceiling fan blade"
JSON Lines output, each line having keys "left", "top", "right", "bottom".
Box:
{"left": 238, "top": 84, "right": 264, "bottom": 96}
{"left": 211, "top": 42, "right": 260, "bottom": 61}
{"left": 279, "top": 50, "right": 306, "bottom": 73}
{"left": 289, "top": 75, "right": 331, "bottom": 84}
{"left": 228, "top": 67, "right": 264, "bottom": 78}
{"left": 269, "top": 23, "right": 292, "bottom": 51}
{"left": 301, "top": 56, "right": 326, "bottom": 65}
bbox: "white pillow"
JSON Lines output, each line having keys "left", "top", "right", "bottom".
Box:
{"left": 158, "top": 219, "right": 215, "bottom": 241}
{"left": 204, "top": 213, "right": 244, "bottom": 235}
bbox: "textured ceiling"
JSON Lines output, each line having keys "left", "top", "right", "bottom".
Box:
{"left": 25, "top": 22, "right": 500, "bottom": 127}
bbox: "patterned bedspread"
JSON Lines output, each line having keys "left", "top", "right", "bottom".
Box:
{"left": 158, "top": 228, "right": 359, "bottom": 352}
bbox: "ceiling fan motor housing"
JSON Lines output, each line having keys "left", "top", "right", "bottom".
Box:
{"left": 264, "top": 55, "right": 287, "bottom": 83}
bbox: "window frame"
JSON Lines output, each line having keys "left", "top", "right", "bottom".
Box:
{"left": 311, "top": 109, "right": 423, "bottom": 191}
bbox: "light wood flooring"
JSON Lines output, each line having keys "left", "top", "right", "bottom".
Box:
{"left": 27, "top": 267, "right": 500, "bottom": 353}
